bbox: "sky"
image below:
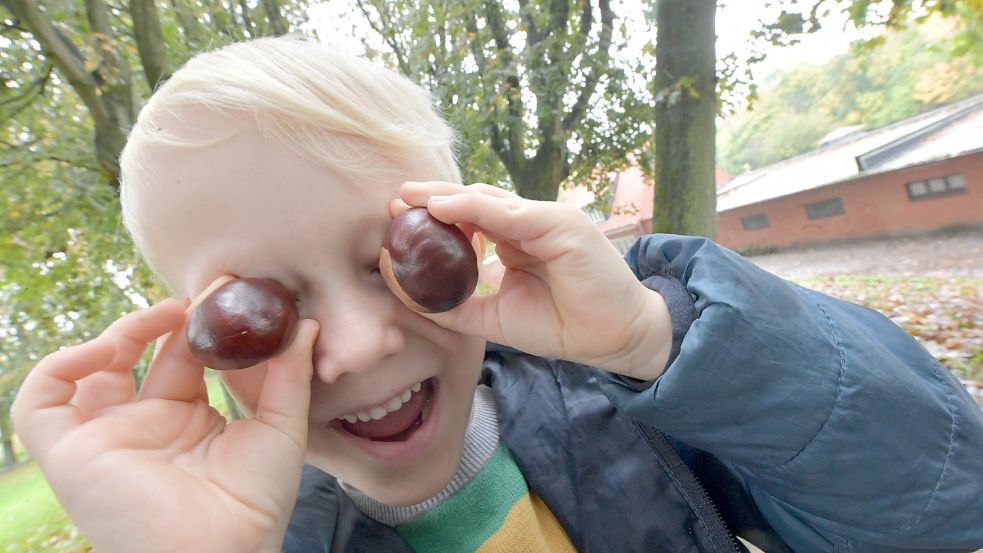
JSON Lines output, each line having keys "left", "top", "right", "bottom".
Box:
{"left": 715, "top": 2, "right": 866, "bottom": 80}
{"left": 306, "top": 1, "right": 869, "bottom": 89}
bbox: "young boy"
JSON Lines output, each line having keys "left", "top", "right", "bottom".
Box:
{"left": 11, "top": 37, "right": 983, "bottom": 553}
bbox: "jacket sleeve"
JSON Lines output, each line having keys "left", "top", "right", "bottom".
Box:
{"left": 594, "top": 234, "right": 983, "bottom": 552}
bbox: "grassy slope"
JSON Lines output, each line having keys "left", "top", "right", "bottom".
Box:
{"left": 1, "top": 372, "right": 235, "bottom": 552}
{"left": 0, "top": 462, "right": 88, "bottom": 552}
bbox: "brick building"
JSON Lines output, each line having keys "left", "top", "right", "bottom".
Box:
{"left": 717, "top": 93, "right": 983, "bottom": 251}
{"left": 571, "top": 93, "right": 983, "bottom": 253}
{"left": 479, "top": 95, "right": 983, "bottom": 286}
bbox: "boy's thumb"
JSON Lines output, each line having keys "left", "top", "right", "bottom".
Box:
{"left": 253, "top": 319, "right": 319, "bottom": 445}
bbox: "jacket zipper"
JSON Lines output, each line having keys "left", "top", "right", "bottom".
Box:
{"left": 635, "top": 423, "right": 745, "bottom": 553}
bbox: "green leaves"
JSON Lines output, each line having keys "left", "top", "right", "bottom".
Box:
{"left": 719, "top": 15, "right": 983, "bottom": 174}
{"left": 0, "top": 0, "right": 311, "bottom": 448}
{"left": 350, "top": 0, "right": 654, "bottom": 201}
{"left": 796, "top": 274, "right": 983, "bottom": 381}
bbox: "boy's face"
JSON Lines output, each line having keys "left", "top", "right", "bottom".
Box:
{"left": 137, "top": 110, "right": 486, "bottom": 505}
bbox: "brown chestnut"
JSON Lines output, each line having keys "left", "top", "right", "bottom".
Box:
{"left": 380, "top": 207, "right": 478, "bottom": 313}
{"left": 186, "top": 278, "right": 299, "bottom": 370}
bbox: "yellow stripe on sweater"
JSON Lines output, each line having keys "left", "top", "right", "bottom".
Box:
{"left": 476, "top": 492, "right": 577, "bottom": 553}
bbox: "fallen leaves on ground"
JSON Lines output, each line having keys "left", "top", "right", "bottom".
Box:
{"left": 793, "top": 275, "right": 983, "bottom": 385}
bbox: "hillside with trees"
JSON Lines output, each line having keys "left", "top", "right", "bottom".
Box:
{"left": 718, "top": 16, "right": 983, "bottom": 175}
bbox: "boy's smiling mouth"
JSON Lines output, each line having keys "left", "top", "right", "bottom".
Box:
{"left": 335, "top": 378, "right": 436, "bottom": 442}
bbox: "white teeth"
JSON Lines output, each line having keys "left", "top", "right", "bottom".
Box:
{"left": 386, "top": 397, "right": 404, "bottom": 412}
{"left": 338, "top": 380, "right": 426, "bottom": 423}
{"left": 421, "top": 399, "right": 432, "bottom": 421}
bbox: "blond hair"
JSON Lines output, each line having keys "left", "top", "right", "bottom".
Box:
{"left": 120, "top": 36, "right": 459, "bottom": 264}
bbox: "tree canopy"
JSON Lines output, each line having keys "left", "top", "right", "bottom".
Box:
{"left": 719, "top": 14, "right": 983, "bottom": 174}
{"left": 346, "top": 0, "right": 655, "bottom": 201}
{"left": 0, "top": 0, "right": 310, "bottom": 464}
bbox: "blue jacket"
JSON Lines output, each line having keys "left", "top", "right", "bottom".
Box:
{"left": 284, "top": 234, "right": 983, "bottom": 552}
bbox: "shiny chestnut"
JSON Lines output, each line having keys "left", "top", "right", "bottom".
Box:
{"left": 380, "top": 207, "right": 478, "bottom": 313}
{"left": 186, "top": 278, "right": 299, "bottom": 370}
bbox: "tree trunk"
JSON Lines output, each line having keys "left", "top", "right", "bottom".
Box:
{"left": 0, "top": 416, "right": 16, "bottom": 467}
{"left": 262, "top": 0, "right": 288, "bottom": 36}
{"left": 470, "top": 0, "right": 613, "bottom": 201}
{"left": 131, "top": 0, "right": 171, "bottom": 88}
{"left": 8, "top": 0, "right": 137, "bottom": 186}
{"left": 512, "top": 139, "right": 567, "bottom": 201}
{"left": 653, "top": 0, "right": 717, "bottom": 238}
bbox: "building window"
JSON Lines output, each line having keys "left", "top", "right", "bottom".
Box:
{"left": 610, "top": 236, "right": 637, "bottom": 255}
{"left": 805, "top": 197, "right": 845, "bottom": 220}
{"left": 740, "top": 213, "right": 770, "bottom": 231}
{"left": 907, "top": 174, "right": 968, "bottom": 201}
{"left": 584, "top": 207, "right": 607, "bottom": 224}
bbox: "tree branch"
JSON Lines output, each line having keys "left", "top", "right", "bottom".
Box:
{"left": 356, "top": 0, "right": 412, "bottom": 77}
{"left": 262, "top": 0, "right": 287, "bottom": 36}
{"left": 531, "top": 0, "right": 573, "bottom": 148}
{"left": 0, "top": 63, "right": 51, "bottom": 126}
{"left": 5, "top": 0, "right": 125, "bottom": 161}
{"left": 0, "top": 136, "right": 35, "bottom": 149}
{"left": 516, "top": 0, "right": 541, "bottom": 44}
{"left": 562, "top": 0, "right": 612, "bottom": 133}
{"left": 543, "top": 0, "right": 570, "bottom": 54}
{"left": 465, "top": 13, "right": 510, "bottom": 170}
{"left": 130, "top": 0, "right": 171, "bottom": 89}
{"left": 237, "top": 0, "right": 256, "bottom": 37}
{"left": 6, "top": 0, "right": 97, "bottom": 91}
{"left": 169, "top": 0, "right": 207, "bottom": 45}
{"left": 83, "top": 0, "right": 113, "bottom": 41}
{"left": 202, "top": 0, "right": 244, "bottom": 41}
{"left": 0, "top": 20, "right": 29, "bottom": 33}
{"left": 0, "top": 61, "right": 51, "bottom": 108}
{"left": 483, "top": 0, "right": 525, "bottom": 170}
{"left": 566, "top": 0, "right": 593, "bottom": 68}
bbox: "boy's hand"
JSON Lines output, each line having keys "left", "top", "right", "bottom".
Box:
{"left": 394, "top": 181, "right": 672, "bottom": 380}
{"left": 11, "top": 296, "right": 319, "bottom": 553}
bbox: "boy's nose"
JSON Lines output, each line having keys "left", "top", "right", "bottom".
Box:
{"left": 309, "top": 292, "right": 406, "bottom": 383}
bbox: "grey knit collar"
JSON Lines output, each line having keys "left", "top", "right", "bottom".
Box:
{"left": 338, "top": 385, "right": 500, "bottom": 526}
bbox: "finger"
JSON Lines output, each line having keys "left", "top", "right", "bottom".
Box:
{"left": 388, "top": 196, "right": 483, "bottom": 257}
{"left": 389, "top": 197, "right": 413, "bottom": 218}
{"left": 252, "top": 319, "right": 320, "bottom": 446}
{"left": 140, "top": 276, "right": 236, "bottom": 402}
{"left": 71, "top": 370, "right": 136, "bottom": 420}
{"left": 99, "top": 299, "right": 189, "bottom": 375}
{"left": 187, "top": 274, "right": 237, "bottom": 311}
{"left": 11, "top": 299, "right": 185, "bottom": 451}
{"left": 416, "top": 270, "right": 546, "bottom": 343}
{"left": 152, "top": 297, "right": 191, "bottom": 359}
{"left": 401, "top": 181, "right": 515, "bottom": 207}
{"left": 494, "top": 239, "right": 542, "bottom": 272}
{"left": 137, "top": 325, "right": 208, "bottom": 403}
{"left": 425, "top": 193, "right": 587, "bottom": 255}
{"left": 11, "top": 338, "right": 114, "bottom": 450}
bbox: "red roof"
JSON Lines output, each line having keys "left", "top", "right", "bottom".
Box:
{"left": 560, "top": 165, "right": 731, "bottom": 234}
